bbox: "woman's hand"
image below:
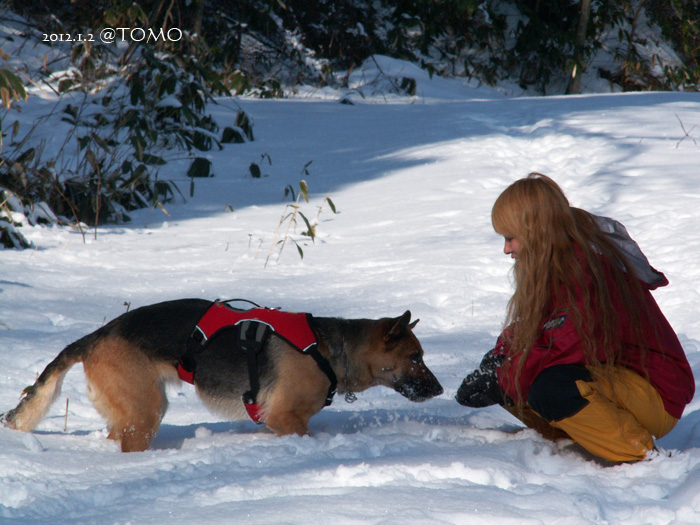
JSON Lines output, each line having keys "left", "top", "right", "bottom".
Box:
{"left": 455, "top": 350, "right": 508, "bottom": 407}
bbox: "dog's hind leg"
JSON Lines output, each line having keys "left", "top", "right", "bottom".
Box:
{"left": 82, "top": 336, "right": 176, "bottom": 452}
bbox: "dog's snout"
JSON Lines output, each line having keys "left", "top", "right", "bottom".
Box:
{"left": 395, "top": 371, "right": 444, "bottom": 401}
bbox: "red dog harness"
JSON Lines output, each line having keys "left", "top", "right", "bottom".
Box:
{"left": 177, "top": 300, "right": 337, "bottom": 423}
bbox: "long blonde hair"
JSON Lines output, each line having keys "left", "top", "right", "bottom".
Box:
{"left": 491, "top": 173, "right": 647, "bottom": 400}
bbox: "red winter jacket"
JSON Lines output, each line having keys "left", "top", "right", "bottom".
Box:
{"left": 494, "top": 237, "right": 694, "bottom": 419}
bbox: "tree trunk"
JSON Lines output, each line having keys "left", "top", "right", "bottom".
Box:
{"left": 566, "top": 0, "right": 592, "bottom": 95}
{"left": 193, "top": 0, "right": 205, "bottom": 37}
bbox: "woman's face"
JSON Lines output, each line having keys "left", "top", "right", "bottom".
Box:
{"left": 503, "top": 236, "right": 521, "bottom": 259}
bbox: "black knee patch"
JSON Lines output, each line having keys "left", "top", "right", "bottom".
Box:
{"left": 528, "top": 365, "right": 593, "bottom": 422}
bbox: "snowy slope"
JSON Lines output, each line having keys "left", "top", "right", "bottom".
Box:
{"left": 1, "top": 57, "right": 700, "bottom": 524}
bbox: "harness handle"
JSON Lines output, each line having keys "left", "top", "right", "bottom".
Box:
{"left": 220, "top": 298, "right": 265, "bottom": 309}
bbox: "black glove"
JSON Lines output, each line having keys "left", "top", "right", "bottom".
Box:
{"left": 455, "top": 349, "right": 507, "bottom": 407}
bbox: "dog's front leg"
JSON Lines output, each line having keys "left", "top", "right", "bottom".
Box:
{"left": 263, "top": 347, "right": 329, "bottom": 436}
{"left": 265, "top": 409, "right": 313, "bottom": 436}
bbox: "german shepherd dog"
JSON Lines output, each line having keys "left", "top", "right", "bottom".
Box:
{"left": 1, "top": 299, "right": 443, "bottom": 452}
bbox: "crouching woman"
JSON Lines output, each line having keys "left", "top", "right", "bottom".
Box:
{"left": 457, "top": 173, "right": 694, "bottom": 463}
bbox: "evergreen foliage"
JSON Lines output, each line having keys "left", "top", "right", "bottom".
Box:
{"left": 0, "top": 0, "right": 698, "bottom": 248}
{"left": 8, "top": 0, "right": 698, "bottom": 94}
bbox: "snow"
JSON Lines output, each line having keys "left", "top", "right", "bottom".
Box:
{"left": 2, "top": 54, "right": 700, "bottom": 524}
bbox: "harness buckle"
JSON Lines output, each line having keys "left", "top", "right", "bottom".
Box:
{"left": 191, "top": 325, "right": 207, "bottom": 345}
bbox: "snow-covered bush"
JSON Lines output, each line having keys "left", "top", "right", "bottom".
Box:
{"left": 0, "top": 4, "right": 254, "bottom": 245}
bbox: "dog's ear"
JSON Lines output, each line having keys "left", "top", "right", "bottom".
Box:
{"left": 385, "top": 310, "right": 412, "bottom": 343}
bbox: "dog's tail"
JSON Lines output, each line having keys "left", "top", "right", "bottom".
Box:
{"left": 1, "top": 333, "right": 96, "bottom": 432}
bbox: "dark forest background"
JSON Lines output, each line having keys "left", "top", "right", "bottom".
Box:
{"left": 9, "top": 0, "right": 700, "bottom": 94}
{"left": 1, "top": 0, "right": 698, "bottom": 247}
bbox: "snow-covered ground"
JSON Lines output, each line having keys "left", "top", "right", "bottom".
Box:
{"left": 2, "top": 52, "right": 700, "bottom": 523}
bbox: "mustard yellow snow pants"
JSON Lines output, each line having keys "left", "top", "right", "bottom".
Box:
{"left": 507, "top": 365, "right": 678, "bottom": 463}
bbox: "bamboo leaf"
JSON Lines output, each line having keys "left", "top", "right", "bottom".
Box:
{"left": 11, "top": 120, "right": 20, "bottom": 141}
{"left": 188, "top": 157, "right": 212, "bottom": 178}
{"left": 90, "top": 132, "right": 111, "bottom": 153}
{"left": 85, "top": 149, "right": 99, "bottom": 172}
{"left": 284, "top": 184, "right": 296, "bottom": 201}
{"left": 302, "top": 160, "right": 313, "bottom": 175}
{"left": 299, "top": 211, "right": 315, "bottom": 241}
{"left": 299, "top": 180, "right": 309, "bottom": 202}
{"left": 0, "top": 69, "right": 26, "bottom": 109}
{"left": 141, "top": 154, "right": 167, "bottom": 166}
{"left": 0, "top": 87, "right": 9, "bottom": 110}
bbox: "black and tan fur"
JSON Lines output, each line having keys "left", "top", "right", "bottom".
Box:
{"left": 1, "top": 299, "right": 443, "bottom": 452}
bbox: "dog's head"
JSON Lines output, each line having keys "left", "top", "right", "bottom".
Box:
{"left": 366, "top": 311, "right": 444, "bottom": 402}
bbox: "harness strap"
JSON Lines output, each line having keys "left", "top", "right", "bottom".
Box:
{"left": 239, "top": 320, "right": 271, "bottom": 425}
{"left": 306, "top": 345, "right": 338, "bottom": 406}
{"left": 176, "top": 326, "right": 207, "bottom": 382}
